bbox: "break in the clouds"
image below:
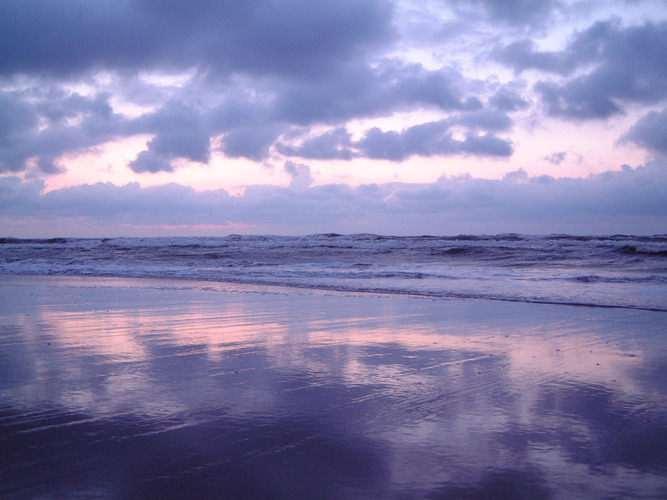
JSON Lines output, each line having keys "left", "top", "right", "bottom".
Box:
{"left": 1, "top": 0, "right": 666, "bottom": 235}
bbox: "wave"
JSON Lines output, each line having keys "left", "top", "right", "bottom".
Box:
{"left": 615, "top": 245, "right": 667, "bottom": 257}
{"left": 1, "top": 233, "right": 665, "bottom": 311}
{"left": 0, "top": 237, "right": 74, "bottom": 245}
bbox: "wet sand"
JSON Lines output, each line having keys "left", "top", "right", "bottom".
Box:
{"left": 1, "top": 275, "right": 666, "bottom": 499}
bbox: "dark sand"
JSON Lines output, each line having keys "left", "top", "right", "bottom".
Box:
{"left": 1, "top": 275, "right": 666, "bottom": 499}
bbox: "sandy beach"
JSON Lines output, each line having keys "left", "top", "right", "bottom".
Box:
{"left": 1, "top": 275, "right": 666, "bottom": 498}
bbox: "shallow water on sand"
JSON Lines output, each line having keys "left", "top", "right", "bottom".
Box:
{"left": 1, "top": 276, "right": 666, "bottom": 499}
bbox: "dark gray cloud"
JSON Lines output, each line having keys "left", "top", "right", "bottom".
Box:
{"left": 544, "top": 152, "right": 567, "bottom": 165}
{"left": 535, "top": 79, "right": 623, "bottom": 120}
{"left": 384, "top": 64, "right": 483, "bottom": 112}
{"left": 355, "top": 121, "right": 513, "bottom": 162}
{"left": 1, "top": 56, "right": 514, "bottom": 171}
{"left": 455, "top": 109, "right": 513, "bottom": 131}
{"left": 483, "top": 0, "right": 559, "bottom": 25}
{"left": 450, "top": 0, "right": 561, "bottom": 27}
{"left": 171, "top": 60, "right": 488, "bottom": 162}
{"left": 279, "top": 109, "right": 514, "bottom": 162}
{"left": 459, "top": 134, "right": 514, "bottom": 157}
{"left": 0, "top": 0, "right": 392, "bottom": 79}
{"left": 271, "top": 62, "right": 480, "bottom": 128}
{"left": 129, "top": 151, "right": 175, "bottom": 174}
{"left": 0, "top": 0, "right": 527, "bottom": 171}
{"left": 0, "top": 0, "right": 665, "bottom": 200}
{"left": 220, "top": 125, "right": 283, "bottom": 161}
{"left": 284, "top": 161, "right": 313, "bottom": 189}
{"left": 495, "top": 20, "right": 667, "bottom": 119}
{"left": 36, "top": 91, "right": 114, "bottom": 126}
{"left": 0, "top": 1, "right": 152, "bottom": 77}
{"left": 280, "top": 123, "right": 514, "bottom": 163}
{"left": 147, "top": 131, "right": 210, "bottom": 164}
{"left": 0, "top": 176, "right": 45, "bottom": 213}
{"left": 493, "top": 40, "right": 574, "bottom": 75}
{"left": 624, "top": 108, "right": 667, "bottom": 156}
{"left": 0, "top": 180, "right": 230, "bottom": 225}
{"left": 222, "top": 0, "right": 393, "bottom": 77}
{"left": 1, "top": 161, "right": 664, "bottom": 235}
{"left": 0, "top": 92, "right": 37, "bottom": 151}
{"left": 276, "top": 129, "right": 355, "bottom": 160}
{"left": 130, "top": 101, "right": 211, "bottom": 170}
{"left": 494, "top": 21, "right": 622, "bottom": 75}
{"left": 489, "top": 84, "right": 530, "bottom": 112}
{"left": 0, "top": 89, "right": 132, "bottom": 173}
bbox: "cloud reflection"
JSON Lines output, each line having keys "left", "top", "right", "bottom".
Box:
{"left": 1, "top": 277, "right": 666, "bottom": 498}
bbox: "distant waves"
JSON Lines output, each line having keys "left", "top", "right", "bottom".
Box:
{"left": 1, "top": 234, "right": 665, "bottom": 310}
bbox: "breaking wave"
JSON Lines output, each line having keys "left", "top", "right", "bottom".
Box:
{"left": 1, "top": 234, "right": 665, "bottom": 311}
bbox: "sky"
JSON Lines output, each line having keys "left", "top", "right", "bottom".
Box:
{"left": 1, "top": 0, "right": 666, "bottom": 237}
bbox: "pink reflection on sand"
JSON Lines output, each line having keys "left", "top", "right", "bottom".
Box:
{"left": 38, "top": 301, "right": 292, "bottom": 359}
{"left": 283, "top": 313, "right": 647, "bottom": 396}
{"left": 3, "top": 278, "right": 657, "bottom": 426}
{"left": 3, "top": 277, "right": 665, "bottom": 499}
{"left": 30, "top": 287, "right": 650, "bottom": 415}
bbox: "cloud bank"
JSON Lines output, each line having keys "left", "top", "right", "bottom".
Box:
{"left": 2, "top": 161, "right": 664, "bottom": 236}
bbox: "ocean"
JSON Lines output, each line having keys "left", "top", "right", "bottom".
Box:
{"left": 1, "top": 233, "right": 665, "bottom": 311}
{"left": 2, "top": 236, "right": 667, "bottom": 498}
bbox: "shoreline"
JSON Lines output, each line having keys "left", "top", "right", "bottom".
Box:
{"left": 2, "top": 274, "right": 666, "bottom": 498}
{"left": 2, "top": 272, "right": 665, "bottom": 313}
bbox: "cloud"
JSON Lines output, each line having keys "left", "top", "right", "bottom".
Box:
{"left": 0, "top": 0, "right": 666, "bottom": 231}
{"left": 0, "top": 32, "right": 518, "bottom": 171}
{"left": 0, "top": 0, "right": 401, "bottom": 167}
{"left": 270, "top": 62, "right": 480, "bottom": 128}
{"left": 544, "top": 152, "right": 567, "bottom": 165}
{"left": 355, "top": 121, "right": 513, "bottom": 162}
{"left": 0, "top": 176, "right": 45, "bottom": 213}
{"left": 491, "top": 20, "right": 620, "bottom": 76}
{"left": 134, "top": 100, "right": 210, "bottom": 163}
{"left": 147, "top": 131, "right": 210, "bottom": 164}
{"left": 220, "top": 125, "right": 283, "bottom": 161}
{"left": 455, "top": 109, "right": 513, "bottom": 131}
{"left": 0, "top": 0, "right": 393, "bottom": 79}
{"left": 535, "top": 79, "right": 623, "bottom": 120}
{"left": 489, "top": 84, "right": 530, "bottom": 112}
{"left": 279, "top": 109, "right": 514, "bottom": 162}
{"left": 223, "top": 0, "right": 393, "bottom": 77}
{"left": 624, "top": 108, "right": 667, "bottom": 157}
{"left": 129, "top": 151, "right": 174, "bottom": 174}
{"left": 3, "top": 162, "right": 664, "bottom": 235}
{"left": 276, "top": 129, "right": 355, "bottom": 160}
{"left": 13, "top": 181, "right": 232, "bottom": 226}
{"left": 284, "top": 161, "right": 313, "bottom": 190}
{"left": 495, "top": 20, "right": 667, "bottom": 119}
{"left": 450, "top": 0, "right": 561, "bottom": 27}
{"left": 6, "top": 1, "right": 662, "bottom": 175}
{"left": 493, "top": 40, "right": 574, "bottom": 75}
{"left": 0, "top": 92, "right": 38, "bottom": 170}
{"left": 37, "top": 90, "right": 114, "bottom": 125}
{"left": 0, "top": 88, "right": 133, "bottom": 174}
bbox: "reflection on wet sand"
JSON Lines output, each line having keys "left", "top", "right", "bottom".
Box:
{"left": 1, "top": 276, "right": 666, "bottom": 499}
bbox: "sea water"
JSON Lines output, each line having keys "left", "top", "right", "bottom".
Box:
{"left": 1, "top": 236, "right": 667, "bottom": 498}
{"left": 1, "top": 233, "right": 665, "bottom": 310}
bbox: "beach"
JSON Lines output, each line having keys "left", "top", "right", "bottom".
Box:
{"left": 1, "top": 275, "right": 666, "bottom": 498}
